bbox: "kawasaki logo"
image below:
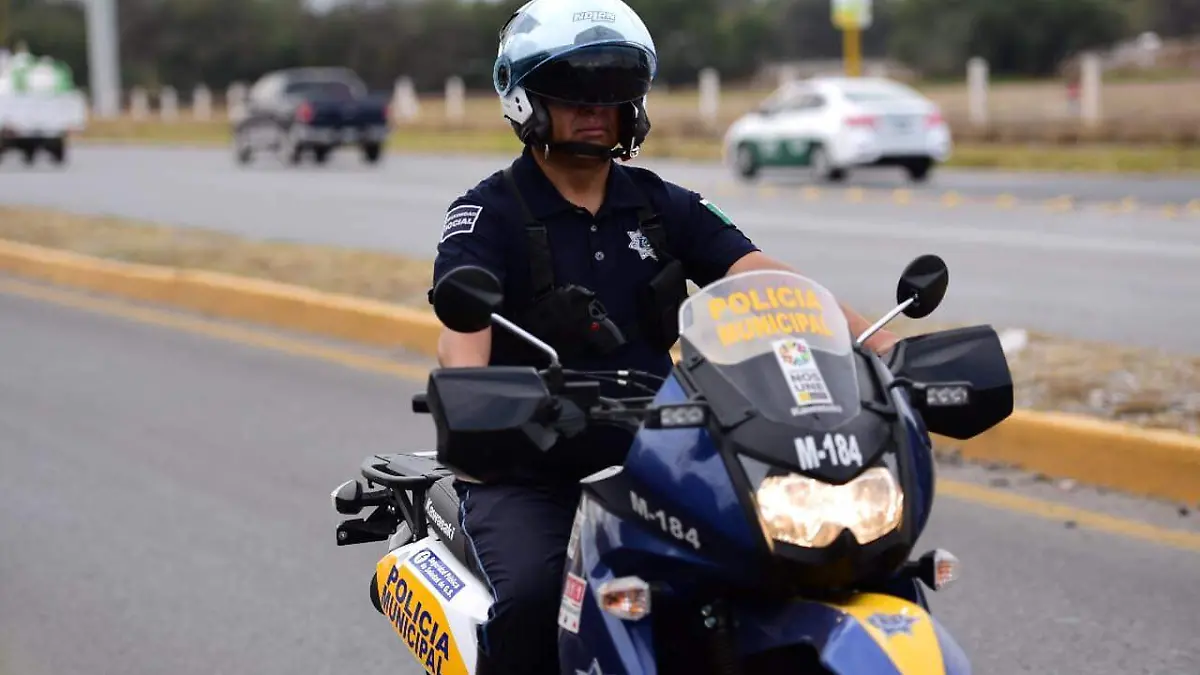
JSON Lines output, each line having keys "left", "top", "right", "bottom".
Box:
{"left": 425, "top": 498, "right": 456, "bottom": 541}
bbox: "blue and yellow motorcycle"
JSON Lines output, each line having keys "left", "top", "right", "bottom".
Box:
{"left": 331, "top": 253, "right": 1013, "bottom": 674}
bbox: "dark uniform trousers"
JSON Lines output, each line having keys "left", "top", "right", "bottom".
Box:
{"left": 454, "top": 477, "right": 582, "bottom": 675}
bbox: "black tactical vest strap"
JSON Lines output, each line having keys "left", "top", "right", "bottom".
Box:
{"left": 503, "top": 165, "right": 556, "bottom": 297}
{"left": 630, "top": 199, "right": 676, "bottom": 266}
{"left": 498, "top": 162, "right": 687, "bottom": 355}
{"left": 502, "top": 164, "right": 675, "bottom": 285}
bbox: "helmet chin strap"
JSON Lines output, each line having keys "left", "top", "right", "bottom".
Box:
{"left": 543, "top": 140, "right": 636, "bottom": 161}
{"left": 543, "top": 141, "right": 615, "bottom": 159}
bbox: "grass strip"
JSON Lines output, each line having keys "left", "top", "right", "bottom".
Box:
{"left": 1, "top": 204, "right": 1197, "bottom": 436}
{"left": 73, "top": 119, "right": 1200, "bottom": 174}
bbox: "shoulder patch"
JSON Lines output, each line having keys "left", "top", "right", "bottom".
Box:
{"left": 441, "top": 204, "right": 483, "bottom": 243}
{"left": 700, "top": 198, "right": 734, "bottom": 226}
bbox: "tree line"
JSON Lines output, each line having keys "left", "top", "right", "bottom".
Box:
{"left": 3, "top": 0, "right": 1198, "bottom": 96}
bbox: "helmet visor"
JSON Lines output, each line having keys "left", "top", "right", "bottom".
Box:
{"left": 522, "top": 44, "right": 652, "bottom": 106}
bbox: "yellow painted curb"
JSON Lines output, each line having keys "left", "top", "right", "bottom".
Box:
{"left": 0, "top": 240, "right": 443, "bottom": 355}
{"left": 1, "top": 238, "right": 1197, "bottom": 504}
{"left": 934, "top": 411, "right": 1200, "bottom": 505}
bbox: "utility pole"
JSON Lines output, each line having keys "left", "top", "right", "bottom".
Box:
{"left": 842, "top": 24, "right": 861, "bottom": 77}
{"left": 85, "top": 0, "right": 121, "bottom": 118}
{"left": 831, "top": 0, "right": 872, "bottom": 78}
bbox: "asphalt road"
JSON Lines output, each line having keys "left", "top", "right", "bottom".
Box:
{"left": 2, "top": 145, "right": 1200, "bottom": 354}
{"left": 1, "top": 278, "right": 1197, "bottom": 675}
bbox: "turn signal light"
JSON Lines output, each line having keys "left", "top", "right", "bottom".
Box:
{"left": 598, "top": 576, "right": 651, "bottom": 621}
{"left": 925, "top": 385, "right": 970, "bottom": 407}
{"left": 913, "top": 548, "right": 961, "bottom": 591}
{"left": 931, "top": 549, "right": 960, "bottom": 589}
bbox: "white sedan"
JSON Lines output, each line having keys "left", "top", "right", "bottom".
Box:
{"left": 722, "top": 76, "right": 952, "bottom": 183}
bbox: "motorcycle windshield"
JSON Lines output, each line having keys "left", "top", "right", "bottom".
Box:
{"left": 678, "top": 270, "right": 861, "bottom": 422}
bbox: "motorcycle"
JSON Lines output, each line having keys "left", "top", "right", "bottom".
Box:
{"left": 330, "top": 253, "right": 1014, "bottom": 674}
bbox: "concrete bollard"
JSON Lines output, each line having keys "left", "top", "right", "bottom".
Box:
{"left": 392, "top": 76, "right": 419, "bottom": 121}
{"left": 1080, "top": 52, "right": 1102, "bottom": 128}
{"left": 159, "top": 86, "right": 178, "bottom": 122}
{"left": 226, "top": 82, "right": 248, "bottom": 121}
{"left": 698, "top": 67, "right": 720, "bottom": 129}
{"left": 445, "top": 76, "right": 465, "bottom": 124}
{"left": 192, "top": 84, "right": 212, "bottom": 121}
{"left": 129, "top": 87, "right": 149, "bottom": 120}
{"left": 967, "top": 57, "right": 989, "bottom": 127}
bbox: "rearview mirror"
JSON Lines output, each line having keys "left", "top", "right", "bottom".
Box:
{"left": 431, "top": 265, "right": 503, "bottom": 333}
{"left": 431, "top": 264, "right": 565, "bottom": 372}
{"left": 855, "top": 253, "right": 951, "bottom": 347}
{"left": 897, "top": 254, "right": 949, "bottom": 319}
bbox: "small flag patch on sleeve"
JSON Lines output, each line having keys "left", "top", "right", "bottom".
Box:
{"left": 700, "top": 198, "right": 733, "bottom": 225}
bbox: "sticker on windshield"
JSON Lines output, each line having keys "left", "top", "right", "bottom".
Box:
{"left": 771, "top": 338, "right": 843, "bottom": 416}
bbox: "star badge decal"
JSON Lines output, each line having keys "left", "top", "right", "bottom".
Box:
{"left": 627, "top": 230, "right": 657, "bottom": 261}
{"left": 867, "top": 611, "right": 920, "bottom": 637}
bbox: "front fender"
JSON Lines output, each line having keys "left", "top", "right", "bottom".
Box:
{"left": 735, "top": 592, "right": 970, "bottom": 675}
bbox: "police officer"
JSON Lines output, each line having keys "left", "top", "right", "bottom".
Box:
{"left": 430, "top": 0, "right": 899, "bottom": 672}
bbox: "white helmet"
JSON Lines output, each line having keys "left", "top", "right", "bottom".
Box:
{"left": 493, "top": 0, "right": 657, "bottom": 161}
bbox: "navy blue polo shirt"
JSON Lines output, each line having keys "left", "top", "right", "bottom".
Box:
{"left": 431, "top": 146, "right": 759, "bottom": 477}
{"left": 433, "top": 146, "right": 759, "bottom": 372}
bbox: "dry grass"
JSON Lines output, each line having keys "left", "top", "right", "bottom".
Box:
{"left": 1003, "top": 331, "right": 1200, "bottom": 435}
{"left": 2, "top": 204, "right": 1198, "bottom": 435}
{"left": 74, "top": 77, "right": 1200, "bottom": 171}
{"left": 75, "top": 116, "right": 1200, "bottom": 174}
{"left": 883, "top": 318, "right": 1200, "bottom": 435}
{"left": 0, "top": 206, "right": 434, "bottom": 306}
{"left": 405, "top": 78, "right": 1200, "bottom": 145}
{"left": 264, "top": 78, "right": 1200, "bottom": 139}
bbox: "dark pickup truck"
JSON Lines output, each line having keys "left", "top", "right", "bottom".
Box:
{"left": 232, "top": 67, "right": 391, "bottom": 166}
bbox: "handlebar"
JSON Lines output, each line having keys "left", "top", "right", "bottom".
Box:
{"left": 412, "top": 394, "right": 429, "bottom": 414}
{"left": 408, "top": 366, "right": 678, "bottom": 434}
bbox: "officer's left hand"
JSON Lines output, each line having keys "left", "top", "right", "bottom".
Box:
{"left": 866, "top": 329, "right": 901, "bottom": 356}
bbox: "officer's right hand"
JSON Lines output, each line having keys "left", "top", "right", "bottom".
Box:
{"left": 437, "top": 328, "right": 492, "bottom": 368}
{"left": 550, "top": 398, "right": 588, "bottom": 439}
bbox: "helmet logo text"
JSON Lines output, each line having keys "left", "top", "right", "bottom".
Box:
{"left": 573, "top": 11, "right": 617, "bottom": 23}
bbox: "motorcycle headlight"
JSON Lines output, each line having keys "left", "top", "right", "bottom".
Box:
{"left": 754, "top": 466, "right": 904, "bottom": 548}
